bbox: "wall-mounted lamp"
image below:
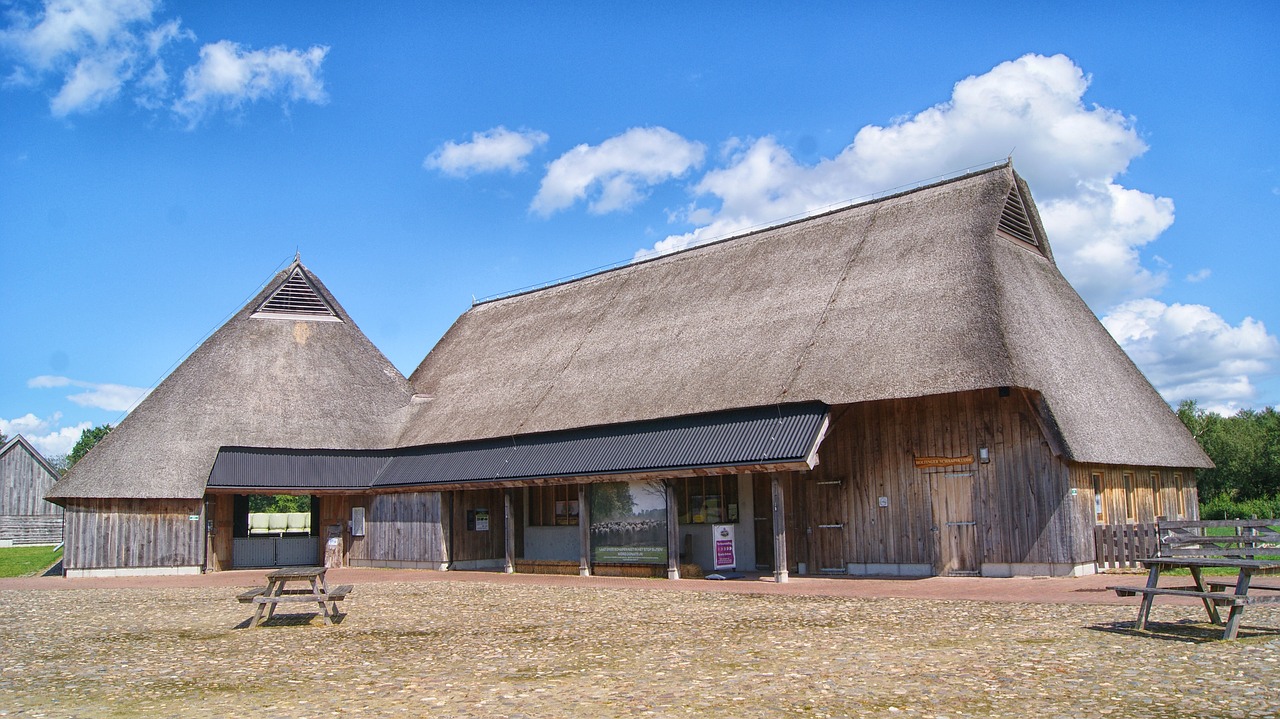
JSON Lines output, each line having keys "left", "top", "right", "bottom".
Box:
{"left": 978, "top": 447, "right": 990, "bottom": 464}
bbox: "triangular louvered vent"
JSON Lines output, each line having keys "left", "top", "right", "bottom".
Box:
{"left": 251, "top": 268, "right": 342, "bottom": 321}
{"left": 997, "top": 186, "right": 1038, "bottom": 246}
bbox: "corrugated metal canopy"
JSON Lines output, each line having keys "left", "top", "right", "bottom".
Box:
{"left": 208, "top": 448, "right": 392, "bottom": 491}
{"left": 206, "top": 402, "right": 829, "bottom": 492}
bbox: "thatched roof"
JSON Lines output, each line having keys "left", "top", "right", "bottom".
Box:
{"left": 46, "top": 261, "right": 414, "bottom": 501}
{"left": 401, "top": 164, "right": 1210, "bottom": 469}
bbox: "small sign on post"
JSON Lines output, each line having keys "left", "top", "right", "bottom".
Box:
{"left": 713, "top": 524, "right": 736, "bottom": 570}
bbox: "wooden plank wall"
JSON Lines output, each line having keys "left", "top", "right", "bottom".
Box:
{"left": 797, "top": 389, "right": 1094, "bottom": 568}
{"left": 1, "top": 442, "right": 63, "bottom": 516}
{"left": 63, "top": 499, "right": 204, "bottom": 571}
{"left": 1071, "top": 465, "right": 1199, "bottom": 525}
{"left": 0, "top": 516, "right": 62, "bottom": 544}
{"left": 363, "top": 492, "right": 447, "bottom": 564}
{"left": 205, "top": 494, "right": 233, "bottom": 571}
{"left": 447, "top": 488, "right": 506, "bottom": 563}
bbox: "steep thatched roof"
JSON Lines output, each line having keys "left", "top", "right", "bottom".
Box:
{"left": 46, "top": 261, "right": 414, "bottom": 501}
{"left": 400, "top": 164, "right": 1209, "bottom": 469}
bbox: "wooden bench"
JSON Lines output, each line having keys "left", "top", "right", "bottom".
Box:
{"left": 1108, "top": 519, "right": 1280, "bottom": 640}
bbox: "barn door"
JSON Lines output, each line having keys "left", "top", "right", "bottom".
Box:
{"left": 931, "top": 473, "right": 979, "bottom": 576}
{"left": 809, "top": 479, "right": 846, "bottom": 574}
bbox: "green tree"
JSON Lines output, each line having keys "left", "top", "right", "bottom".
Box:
{"left": 1177, "top": 400, "right": 1280, "bottom": 501}
{"left": 67, "top": 424, "right": 112, "bottom": 469}
{"left": 248, "top": 495, "right": 313, "bottom": 513}
{"left": 46, "top": 454, "right": 70, "bottom": 476}
{"left": 589, "top": 482, "right": 636, "bottom": 522}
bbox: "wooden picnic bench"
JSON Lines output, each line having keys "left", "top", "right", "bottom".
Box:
{"left": 237, "top": 566, "right": 352, "bottom": 627}
{"left": 1108, "top": 520, "right": 1280, "bottom": 640}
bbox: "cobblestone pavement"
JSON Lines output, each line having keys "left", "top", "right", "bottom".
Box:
{"left": 0, "top": 578, "right": 1277, "bottom": 718}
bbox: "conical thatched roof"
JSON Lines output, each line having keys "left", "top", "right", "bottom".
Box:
{"left": 46, "top": 261, "right": 414, "bottom": 501}
{"left": 400, "top": 164, "right": 1209, "bottom": 469}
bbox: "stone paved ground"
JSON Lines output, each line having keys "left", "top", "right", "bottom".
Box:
{"left": 0, "top": 579, "right": 1277, "bottom": 718}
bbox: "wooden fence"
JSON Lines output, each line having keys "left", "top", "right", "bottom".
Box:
{"left": 1095, "top": 518, "right": 1279, "bottom": 569}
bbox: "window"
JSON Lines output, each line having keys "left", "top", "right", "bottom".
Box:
{"left": 1091, "top": 472, "right": 1104, "bottom": 523}
{"left": 529, "top": 484, "right": 579, "bottom": 526}
{"left": 676, "top": 476, "right": 740, "bottom": 524}
{"left": 1122, "top": 471, "right": 1136, "bottom": 522}
{"left": 1150, "top": 471, "right": 1163, "bottom": 519}
{"left": 1174, "top": 472, "right": 1185, "bottom": 518}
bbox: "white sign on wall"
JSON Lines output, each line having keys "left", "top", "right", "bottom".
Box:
{"left": 713, "top": 524, "right": 736, "bottom": 570}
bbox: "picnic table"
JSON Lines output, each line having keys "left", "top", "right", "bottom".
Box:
{"left": 1109, "top": 520, "right": 1280, "bottom": 640}
{"left": 237, "top": 566, "right": 352, "bottom": 627}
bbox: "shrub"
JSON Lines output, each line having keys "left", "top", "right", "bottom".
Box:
{"left": 1199, "top": 494, "right": 1280, "bottom": 520}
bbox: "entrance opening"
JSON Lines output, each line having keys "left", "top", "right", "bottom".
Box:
{"left": 231, "top": 494, "right": 321, "bottom": 568}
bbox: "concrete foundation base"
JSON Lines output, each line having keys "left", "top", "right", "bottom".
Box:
{"left": 981, "top": 562, "right": 1096, "bottom": 578}
{"left": 65, "top": 565, "right": 202, "bottom": 578}
{"left": 349, "top": 559, "right": 448, "bottom": 571}
{"left": 846, "top": 562, "right": 933, "bottom": 577}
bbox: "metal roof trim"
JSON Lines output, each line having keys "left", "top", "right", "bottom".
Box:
{"left": 206, "top": 402, "right": 830, "bottom": 493}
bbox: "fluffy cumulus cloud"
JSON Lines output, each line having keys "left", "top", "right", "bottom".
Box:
{"left": 425, "top": 126, "right": 549, "bottom": 177}
{"left": 28, "top": 375, "right": 149, "bottom": 412}
{"left": 1, "top": 0, "right": 326, "bottom": 124}
{"left": 643, "top": 54, "right": 1171, "bottom": 308}
{"left": 173, "top": 40, "right": 328, "bottom": 124}
{"left": 0, "top": 412, "right": 91, "bottom": 456}
{"left": 531, "top": 127, "right": 705, "bottom": 216}
{"left": 1103, "top": 300, "right": 1279, "bottom": 414}
{"left": 613, "top": 53, "right": 1276, "bottom": 409}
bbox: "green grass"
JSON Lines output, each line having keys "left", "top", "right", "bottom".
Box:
{"left": 0, "top": 545, "right": 63, "bottom": 578}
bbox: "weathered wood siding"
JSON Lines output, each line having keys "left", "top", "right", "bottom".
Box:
{"left": 785, "top": 389, "right": 1095, "bottom": 572}
{"left": 63, "top": 499, "right": 204, "bottom": 571}
{"left": 1, "top": 440, "right": 63, "bottom": 544}
{"left": 205, "top": 494, "right": 233, "bottom": 571}
{"left": 1073, "top": 465, "right": 1199, "bottom": 525}
{"left": 447, "top": 488, "right": 506, "bottom": 563}
{"left": 0, "top": 516, "right": 62, "bottom": 544}
{"left": 362, "top": 492, "right": 447, "bottom": 564}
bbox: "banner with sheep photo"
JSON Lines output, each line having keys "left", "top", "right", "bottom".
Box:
{"left": 589, "top": 480, "right": 668, "bottom": 564}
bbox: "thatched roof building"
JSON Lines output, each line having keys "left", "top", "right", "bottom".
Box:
{"left": 399, "top": 164, "right": 1209, "bottom": 469}
{"left": 46, "top": 162, "right": 1210, "bottom": 580}
{"left": 46, "top": 262, "right": 413, "bottom": 503}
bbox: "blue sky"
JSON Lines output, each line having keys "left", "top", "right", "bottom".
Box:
{"left": 2, "top": 2, "right": 1278, "bottom": 458}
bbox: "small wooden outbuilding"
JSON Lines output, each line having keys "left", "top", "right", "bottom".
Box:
{"left": 46, "top": 164, "right": 1211, "bottom": 578}
{"left": 1, "top": 434, "right": 63, "bottom": 545}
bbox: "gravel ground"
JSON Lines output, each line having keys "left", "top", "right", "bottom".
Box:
{"left": 0, "top": 580, "right": 1277, "bottom": 718}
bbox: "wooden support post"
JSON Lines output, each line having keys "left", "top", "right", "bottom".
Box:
{"left": 578, "top": 484, "right": 591, "bottom": 576}
{"left": 666, "top": 480, "right": 680, "bottom": 580}
{"left": 503, "top": 488, "right": 515, "bottom": 574}
{"left": 772, "top": 473, "right": 789, "bottom": 583}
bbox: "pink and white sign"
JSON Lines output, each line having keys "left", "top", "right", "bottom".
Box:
{"left": 713, "top": 524, "right": 736, "bottom": 570}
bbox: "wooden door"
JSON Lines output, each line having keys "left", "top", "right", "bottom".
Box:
{"left": 752, "top": 475, "right": 773, "bottom": 570}
{"left": 809, "top": 478, "right": 846, "bottom": 574}
{"left": 931, "top": 473, "right": 979, "bottom": 576}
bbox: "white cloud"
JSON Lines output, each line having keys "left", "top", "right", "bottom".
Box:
{"left": 1037, "top": 180, "right": 1172, "bottom": 308}
{"left": 2, "top": 1, "right": 323, "bottom": 123}
{"left": 1102, "top": 299, "right": 1279, "bottom": 414}
{"left": 28, "top": 375, "right": 149, "bottom": 412}
{"left": 1186, "top": 268, "right": 1211, "bottom": 283}
{"left": 47, "top": 44, "right": 130, "bottom": 113}
{"left": 531, "top": 127, "right": 705, "bottom": 216}
{"left": 0, "top": 412, "right": 90, "bottom": 457}
{"left": 1, "top": 0, "right": 158, "bottom": 116}
{"left": 426, "top": 126, "right": 549, "bottom": 177}
{"left": 2, "top": 0, "right": 155, "bottom": 70}
{"left": 639, "top": 53, "right": 1169, "bottom": 310}
{"left": 174, "top": 40, "right": 328, "bottom": 125}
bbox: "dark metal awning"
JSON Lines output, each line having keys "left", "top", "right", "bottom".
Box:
{"left": 206, "top": 402, "right": 829, "bottom": 493}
